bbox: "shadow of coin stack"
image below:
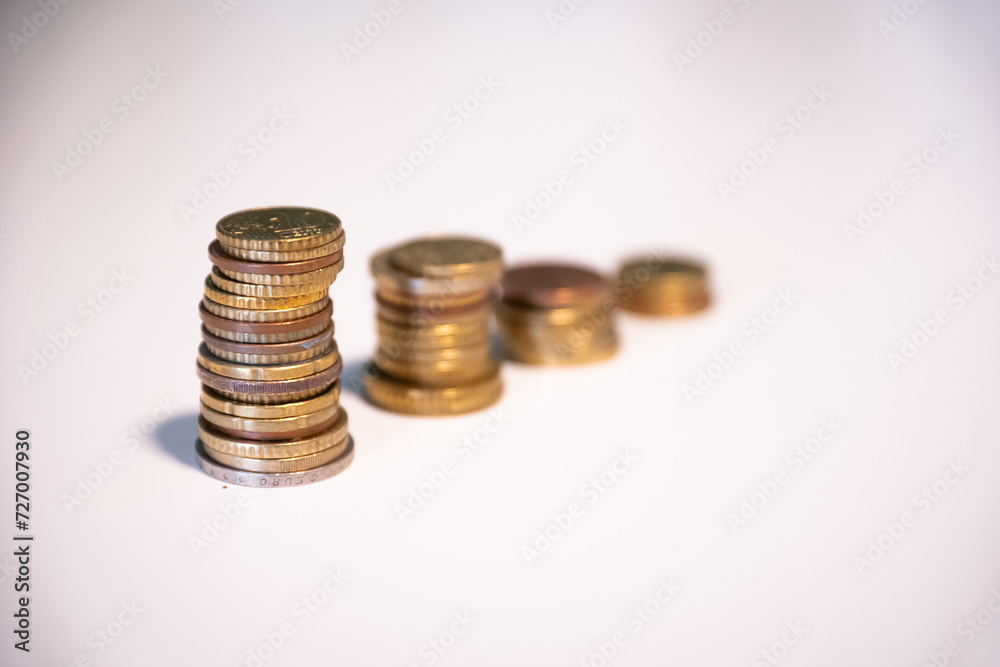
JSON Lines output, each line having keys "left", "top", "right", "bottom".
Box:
{"left": 496, "top": 262, "right": 619, "bottom": 365}
{"left": 362, "top": 237, "right": 504, "bottom": 415}
{"left": 193, "top": 206, "right": 354, "bottom": 487}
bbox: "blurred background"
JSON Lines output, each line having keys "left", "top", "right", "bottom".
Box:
{"left": 2, "top": 0, "right": 999, "bottom": 665}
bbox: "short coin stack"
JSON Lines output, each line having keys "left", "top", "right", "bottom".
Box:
{"left": 616, "top": 256, "right": 711, "bottom": 316}
{"left": 497, "top": 262, "right": 618, "bottom": 365}
{"left": 363, "top": 237, "right": 503, "bottom": 415}
{"left": 194, "top": 206, "right": 354, "bottom": 487}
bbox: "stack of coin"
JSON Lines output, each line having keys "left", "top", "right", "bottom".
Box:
{"left": 194, "top": 206, "right": 354, "bottom": 487}
{"left": 616, "top": 256, "right": 711, "bottom": 316}
{"left": 496, "top": 262, "right": 618, "bottom": 365}
{"left": 362, "top": 237, "right": 504, "bottom": 415}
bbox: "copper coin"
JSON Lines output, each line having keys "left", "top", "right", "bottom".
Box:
{"left": 502, "top": 263, "right": 610, "bottom": 308}
{"left": 208, "top": 240, "right": 343, "bottom": 275}
{"left": 200, "top": 323, "right": 335, "bottom": 357}
{"left": 198, "top": 300, "right": 332, "bottom": 335}
{"left": 203, "top": 411, "right": 341, "bottom": 442}
{"left": 196, "top": 355, "right": 342, "bottom": 397}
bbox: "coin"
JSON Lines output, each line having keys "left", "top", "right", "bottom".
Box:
{"left": 222, "top": 234, "right": 346, "bottom": 263}
{"left": 617, "top": 257, "right": 711, "bottom": 316}
{"left": 374, "top": 355, "right": 499, "bottom": 387}
{"left": 502, "top": 263, "right": 610, "bottom": 307}
{"left": 199, "top": 300, "right": 332, "bottom": 343}
{"left": 219, "top": 258, "right": 344, "bottom": 286}
{"left": 202, "top": 295, "right": 329, "bottom": 323}
{"left": 202, "top": 324, "right": 334, "bottom": 364}
{"left": 197, "top": 342, "right": 340, "bottom": 381}
{"left": 209, "top": 240, "right": 343, "bottom": 276}
{"left": 201, "top": 382, "right": 340, "bottom": 419}
{"left": 376, "top": 320, "right": 489, "bottom": 349}
{"left": 196, "top": 356, "right": 341, "bottom": 400}
{"left": 204, "top": 276, "right": 327, "bottom": 310}
{"left": 363, "top": 363, "right": 503, "bottom": 415}
{"left": 216, "top": 206, "right": 343, "bottom": 252}
{"left": 371, "top": 250, "right": 497, "bottom": 296}
{"left": 209, "top": 267, "right": 333, "bottom": 298}
{"left": 197, "top": 409, "right": 349, "bottom": 457}
{"left": 376, "top": 287, "right": 493, "bottom": 309}
{"left": 201, "top": 408, "right": 341, "bottom": 442}
{"left": 495, "top": 299, "right": 614, "bottom": 327}
{"left": 202, "top": 433, "right": 349, "bottom": 473}
{"left": 194, "top": 435, "right": 354, "bottom": 485}
{"left": 390, "top": 237, "right": 503, "bottom": 279}
{"left": 200, "top": 402, "right": 342, "bottom": 437}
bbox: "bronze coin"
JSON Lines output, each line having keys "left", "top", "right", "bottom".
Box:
{"left": 501, "top": 263, "right": 610, "bottom": 308}
{"left": 198, "top": 300, "right": 332, "bottom": 335}
{"left": 200, "top": 323, "right": 335, "bottom": 357}
{"left": 208, "top": 239, "right": 343, "bottom": 275}
{"left": 196, "top": 355, "right": 342, "bottom": 397}
{"left": 203, "top": 411, "right": 341, "bottom": 442}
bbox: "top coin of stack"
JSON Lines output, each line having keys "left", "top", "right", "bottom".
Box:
{"left": 615, "top": 256, "right": 711, "bottom": 316}
{"left": 194, "top": 206, "right": 354, "bottom": 488}
{"left": 496, "top": 262, "right": 618, "bottom": 365}
{"left": 363, "top": 237, "right": 504, "bottom": 416}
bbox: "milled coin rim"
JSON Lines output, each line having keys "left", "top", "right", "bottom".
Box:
{"left": 194, "top": 435, "right": 354, "bottom": 486}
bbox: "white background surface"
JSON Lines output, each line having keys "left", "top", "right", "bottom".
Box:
{"left": 2, "top": 0, "right": 1000, "bottom": 665}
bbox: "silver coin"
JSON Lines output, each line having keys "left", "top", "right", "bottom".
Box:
{"left": 194, "top": 435, "right": 354, "bottom": 487}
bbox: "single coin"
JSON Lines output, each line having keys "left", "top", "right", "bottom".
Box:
{"left": 202, "top": 433, "right": 349, "bottom": 473}
{"left": 199, "top": 300, "right": 332, "bottom": 343}
{"left": 376, "top": 292, "right": 493, "bottom": 320}
{"left": 194, "top": 435, "right": 354, "bottom": 486}
{"left": 200, "top": 402, "right": 342, "bottom": 437}
{"left": 204, "top": 276, "right": 327, "bottom": 310}
{"left": 374, "top": 354, "right": 499, "bottom": 387}
{"left": 209, "top": 267, "right": 333, "bottom": 298}
{"left": 617, "top": 257, "right": 710, "bottom": 316}
{"left": 375, "top": 314, "right": 489, "bottom": 338}
{"left": 619, "top": 292, "right": 711, "bottom": 316}
{"left": 202, "top": 323, "right": 334, "bottom": 364}
{"left": 197, "top": 409, "right": 349, "bottom": 456}
{"left": 196, "top": 356, "right": 341, "bottom": 399}
{"left": 378, "top": 342, "right": 491, "bottom": 363}
{"left": 197, "top": 342, "right": 340, "bottom": 381}
{"left": 363, "top": 363, "right": 503, "bottom": 415}
{"left": 209, "top": 240, "right": 343, "bottom": 276}
{"left": 496, "top": 299, "right": 615, "bottom": 328}
{"left": 371, "top": 250, "right": 499, "bottom": 296}
{"left": 202, "top": 295, "right": 329, "bottom": 323}
{"left": 201, "top": 382, "right": 340, "bottom": 419}
{"left": 202, "top": 408, "right": 341, "bottom": 442}
{"left": 216, "top": 207, "right": 343, "bottom": 251}
{"left": 376, "top": 287, "right": 493, "bottom": 309}
{"left": 376, "top": 302, "right": 491, "bottom": 328}
{"left": 222, "top": 234, "right": 346, "bottom": 263}
{"left": 376, "top": 320, "right": 490, "bottom": 350}
{"left": 502, "top": 263, "right": 610, "bottom": 308}
{"left": 501, "top": 332, "right": 618, "bottom": 365}
{"left": 220, "top": 258, "right": 343, "bottom": 286}
{"left": 390, "top": 237, "right": 503, "bottom": 279}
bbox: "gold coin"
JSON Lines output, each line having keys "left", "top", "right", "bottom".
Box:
{"left": 200, "top": 402, "right": 344, "bottom": 439}
{"left": 502, "top": 332, "right": 618, "bottom": 365}
{"left": 378, "top": 342, "right": 490, "bottom": 363}
{"left": 204, "top": 339, "right": 333, "bottom": 365}
{"left": 201, "top": 382, "right": 340, "bottom": 419}
{"left": 371, "top": 251, "right": 498, "bottom": 296}
{"left": 201, "top": 431, "right": 351, "bottom": 472}
{"left": 221, "top": 234, "right": 346, "bottom": 263}
{"left": 496, "top": 299, "right": 615, "bottom": 327}
{"left": 204, "top": 320, "right": 329, "bottom": 345}
{"left": 209, "top": 267, "right": 333, "bottom": 298}
{"left": 619, "top": 293, "right": 711, "bottom": 316}
{"left": 390, "top": 237, "right": 503, "bottom": 279}
{"left": 198, "top": 410, "right": 348, "bottom": 458}
{"left": 376, "top": 286, "right": 493, "bottom": 309}
{"left": 204, "top": 276, "right": 327, "bottom": 310}
{"left": 220, "top": 257, "right": 344, "bottom": 285}
{"left": 376, "top": 322, "right": 489, "bottom": 351}
{"left": 216, "top": 206, "right": 342, "bottom": 251}
{"left": 197, "top": 342, "right": 339, "bottom": 381}
{"left": 363, "top": 364, "right": 503, "bottom": 415}
{"left": 214, "top": 383, "right": 330, "bottom": 404}
{"left": 374, "top": 353, "right": 498, "bottom": 386}
{"left": 376, "top": 303, "right": 490, "bottom": 328}
{"left": 617, "top": 257, "right": 710, "bottom": 316}
{"left": 375, "top": 315, "right": 489, "bottom": 339}
{"left": 202, "top": 295, "right": 329, "bottom": 323}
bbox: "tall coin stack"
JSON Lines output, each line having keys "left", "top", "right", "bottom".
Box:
{"left": 616, "top": 256, "right": 711, "bottom": 316}
{"left": 496, "top": 262, "right": 619, "bottom": 365}
{"left": 194, "top": 206, "right": 355, "bottom": 487}
{"left": 363, "top": 237, "right": 504, "bottom": 415}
